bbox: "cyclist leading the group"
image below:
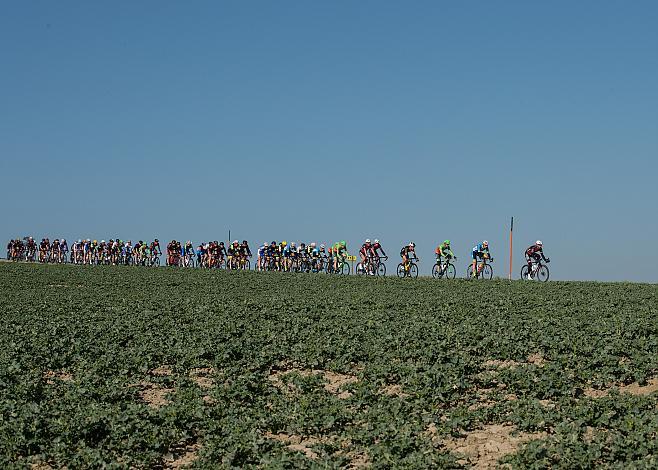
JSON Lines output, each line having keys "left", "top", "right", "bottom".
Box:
{"left": 525, "top": 240, "right": 550, "bottom": 280}
{"left": 471, "top": 240, "right": 492, "bottom": 278}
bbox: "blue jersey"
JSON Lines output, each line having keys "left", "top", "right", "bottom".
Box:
{"left": 472, "top": 244, "right": 490, "bottom": 259}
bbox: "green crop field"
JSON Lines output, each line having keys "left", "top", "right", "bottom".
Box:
{"left": 1, "top": 263, "right": 657, "bottom": 468}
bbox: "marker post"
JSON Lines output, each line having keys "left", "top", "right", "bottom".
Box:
{"left": 509, "top": 217, "right": 513, "bottom": 280}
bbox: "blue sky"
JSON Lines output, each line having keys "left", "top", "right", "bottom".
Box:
{"left": 1, "top": 1, "right": 656, "bottom": 281}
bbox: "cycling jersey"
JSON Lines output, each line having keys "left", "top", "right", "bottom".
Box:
{"left": 333, "top": 243, "right": 347, "bottom": 257}
{"left": 525, "top": 244, "right": 544, "bottom": 257}
{"left": 372, "top": 243, "right": 386, "bottom": 257}
{"left": 360, "top": 243, "right": 373, "bottom": 256}
{"left": 435, "top": 243, "right": 454, "bottom": 259}
{"left": 472, "top": 244, "right": 490, "bottom": 259}
{"left": 400, "top": 246, "right": 415, "bottom": 258}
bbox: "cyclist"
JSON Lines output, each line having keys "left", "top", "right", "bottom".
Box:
{"left": 257, "top": 243, "right": 267, "bottom": 271}
{"left": 359, "top": 239, "right": 374, "bottom": 273}
{"left": 151, "top": 239, "right": 161, "bottom": 255}
{"left": 183, "top": 241, "right": 195, "bottom": 266}
{"left": 471, "top": 240, "right": 491, "bottom": 278}
{"left": 216, "top": 241, "right": 226, "bottom": 264}
{"left": 227, "top": 240, "right": 240, "bottom": 268}
{"left": 124, "top": 240, "right": 133, "bottom": 265}
{"left": 372, "top": 239, "right": 386, "bottom": 259}
{"left": 400, "top": 242, "right": 418, "bottom": 271}
{"left": 26, "top": 237, "right": 37, "bottom": 261}
{"left": 435, "top": 240, "right": 455, "bottom": 264}
{"left": 60, "top": 239, "right": 69, "bottom": 263}
{"left": 525, "top": 240, "right": 550, "bottom": 279}
{"left": 240, "top": 240, "right": 252, "bottom": 262}
{"left": 333, "top": 240, "right": 347, "bottom": 272}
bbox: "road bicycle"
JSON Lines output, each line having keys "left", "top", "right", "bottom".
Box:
{"left": 147, "top": 253, "right": 161, "bottom": 267}
{"left": 397, "top": 257, "right": 419, "bottom": 278}
{"left": 182, "top": 253, "right": 196, "bottom": 268}
{"left": 521, "top": 258, "right": 550, "bottom": 282}
{"left": 467, "top": 257, "right": 494, "bottom": 280}
{"left": 326, "top": 255, "right": 351, "bottom": 275}
{"left": 356, "top": 255, "right": 387, "bottom": 276}
{"left": 432, "top": 257, "right": 456, "bottom": 279}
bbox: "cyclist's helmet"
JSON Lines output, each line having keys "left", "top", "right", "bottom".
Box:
{"left": 536, "top": 240, "right": 543, "bottom": 246}
{"left": 61, "top": 239, "right": 66, "bottom": 243}
{"left": 374, "top": 239, "right": 379, "bottom": 244}
{"left": 365, "top": 238, "right": 371, "bottom": 244}
{"left": 101, "top": 240, "right": 105, "bottom": 243}
{"left": 282, "top": 241, "right": 287, "bottom": 246}
{"left": 483, "top": 240, "right": 489, "bottom": 246}
{"left": 242, "top": 240, "right": 248, "bottom": 244}
{"left": 93, "top": 240, "right": 97, "bottom": 244}
{"left": 409, "top": 242, "right": 415, "bottom": 247}
{"left": 444, "top": 240, "right": 451, "bottom": 245}
{"left": 320, "top": 244, "right": 325, "bottom": 249}
{"left": 233, "top": 240, "right": 238, "bottom": 244}
{"left": 311, "top": 242, "right": 316, "bottom": 248}
{"left": 340, "top": 240, "right": 346, "bottom": 247}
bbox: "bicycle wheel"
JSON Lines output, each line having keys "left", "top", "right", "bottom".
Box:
{"left": 536, "top": 265, "right": 549, "bottom": 282}
{"left": 341, "top": 262, "right": 350, "bottom": 275}
{"left": 445, "top": 263, "right": 456, "bottom": 279}
{"left": 520, "top": 265, "right": 530, "bottom": 280}
{"left": 410, "top": 263, "right": 419, "bottom": 278}
{"left": 377, "top": 262, "right": 386, "bottom": 276}
{"left": 397, "top": 263, "right": 406, "bottom": 278}
{"left": 244, "top": 259, "right": 251, "bottom": 270}
{"left": 431, "top": 263, "right": 442, "bottom": 279}
{"left": 466, "top": 264, "right": 475, "bottom": 279}
{"left": 481, "top": 264, "right": 493, "bottom": 280}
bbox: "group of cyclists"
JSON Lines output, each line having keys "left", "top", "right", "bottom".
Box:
{"left": 5, "top": 237, "right": 162, "bottom": 266}
{"left": 5, "top": 235, "right": 550, "bottom": 280}
{"left": 166, "top": 240, "right": 253, "bottom": 269}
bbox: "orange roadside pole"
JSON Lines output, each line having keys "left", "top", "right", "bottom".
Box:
{"left": 509, "top": 217, "right": 514, "bottom": 280}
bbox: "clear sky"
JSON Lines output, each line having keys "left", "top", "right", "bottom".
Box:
{"left": 1, "top": 1, "right": 656, "bottom": 281}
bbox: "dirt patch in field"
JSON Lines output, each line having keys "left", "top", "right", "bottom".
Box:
{"left": 584, "top": 378, "right": 658, "bottom": 398}
{"left": 265, "top": 432, "right": 369, "bottom": 467}
{"left": 441, "top": 424, "right": 546, "bottom": 469}
{"left": 150, "top": 365, "right": 174, "bottom": 377}
{"left": 164, "top": 442, "right": 201, "bottom": 469}
{"left": 527, "top": 353, "right": 546, "bottom": 366}
{"left": 138, "top": 382, "right": 174, "bottom": 408}
{"left": 265, "top": 432, "right": 328, "bottom": 460}
{"left": 482, "top": 354, "right": 546, "bottom": 371}
{"left": 189, "top": 367, "right": 214, "bottom": 389}
{"left": 379, "top": 384, "right": 410, "bottom": 398}
{"left": 268, "top": 368, "right": 358, "bottom": 399}
{"left": 43, "top": 370, "right": 73, "bottom": 384}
